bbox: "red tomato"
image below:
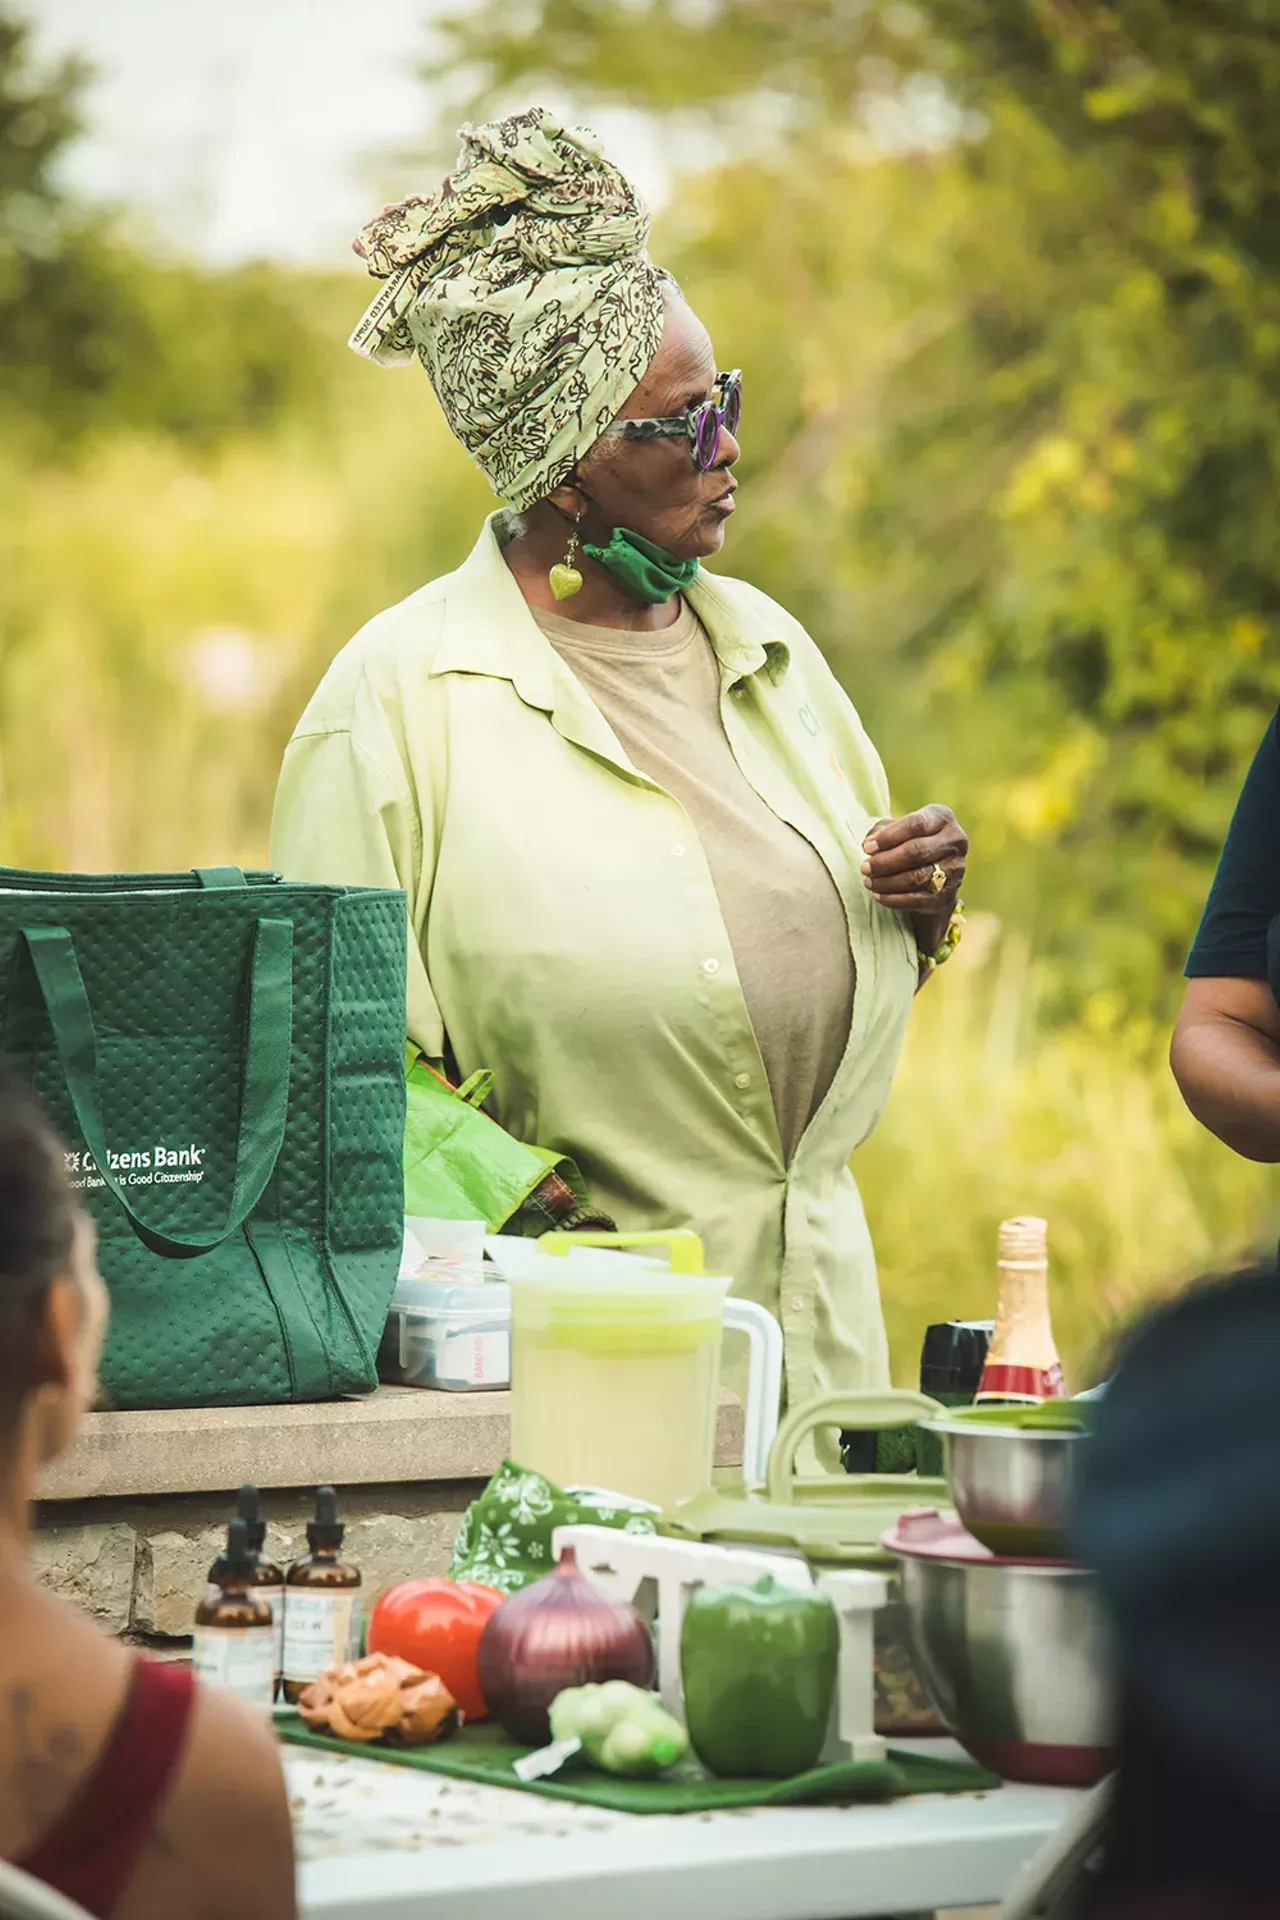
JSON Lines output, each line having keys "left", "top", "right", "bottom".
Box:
{"left": 367, "top": 1578, "right": 504, "bottom": 1721}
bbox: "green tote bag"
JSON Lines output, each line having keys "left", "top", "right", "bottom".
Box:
{"left": 0, "top": 865, "right": 407, "bottom": 1410}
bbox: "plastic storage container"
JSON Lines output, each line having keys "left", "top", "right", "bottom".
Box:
{"left": 377, "top": 1276, "right": 511, "bottom": 1392}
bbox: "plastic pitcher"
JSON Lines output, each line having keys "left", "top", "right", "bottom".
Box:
{"left": 491, "top": 1230, "right": 782, "bottom": 1509}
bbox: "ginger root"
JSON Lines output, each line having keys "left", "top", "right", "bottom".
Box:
{"left": 299, "top": 1652, "right": 460, "bottom": 1749}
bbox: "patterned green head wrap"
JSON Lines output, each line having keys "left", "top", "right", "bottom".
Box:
{"left": 349, "top": 108, "right": 668, "bottom": 511}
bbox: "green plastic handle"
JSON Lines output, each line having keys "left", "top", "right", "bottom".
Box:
{"left": 537, "top": 1229, "right": 704, "bottom": 1274}
{"left": 766, "top": 1388, "right": 945, "bottom": 1505}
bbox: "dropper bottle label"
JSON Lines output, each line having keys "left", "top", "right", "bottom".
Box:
{"left": 194, "top": 1618, "right": 278, "bottom": 1707}
{"left": 282, "top": 1588, "right": 359, "bottom": 1680}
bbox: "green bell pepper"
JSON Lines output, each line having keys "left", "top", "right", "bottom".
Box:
{"left": 680, "top": 1573, "right": 839, "bottom": 1778}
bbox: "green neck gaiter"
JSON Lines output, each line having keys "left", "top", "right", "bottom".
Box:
{"left": 582, "top": 526, "right": 700, "bottom": 605}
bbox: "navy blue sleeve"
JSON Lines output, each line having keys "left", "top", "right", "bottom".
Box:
{"left": 1186, "top": 708, "right": 1280, "bottom": 980}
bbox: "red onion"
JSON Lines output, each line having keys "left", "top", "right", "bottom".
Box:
{"left": 476, "top": 1545, "right": 655, "bottom": 1744}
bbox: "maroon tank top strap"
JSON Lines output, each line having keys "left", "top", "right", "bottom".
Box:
{"left": 17, "top": 1657, "right": 197, "bottom": 1920}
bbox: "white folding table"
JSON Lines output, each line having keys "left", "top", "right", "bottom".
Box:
{"left": 289, "top": 1740, "right": 1078, "bottom": 1920}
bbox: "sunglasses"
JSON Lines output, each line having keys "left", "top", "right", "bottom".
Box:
{"left": 600, "top": 369, "right": 742, "bottom": 472}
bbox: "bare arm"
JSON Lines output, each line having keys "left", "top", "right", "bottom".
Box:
{"left": 119, "top": 1686, "right": 297, "bottom": 1920}
{"left": 1171, "top": 976, "right": 1280, "bottom": 1162}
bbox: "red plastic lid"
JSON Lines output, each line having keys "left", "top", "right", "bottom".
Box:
{"left": 881, "top": 1507, "right": 1079, "bottom": 1567}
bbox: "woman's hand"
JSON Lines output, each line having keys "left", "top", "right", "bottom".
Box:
{"left": 860, "top": 805, "right": 967, "bottom": 910}
{"left": 860, "top": 805, "right": 967, "bottom": 968}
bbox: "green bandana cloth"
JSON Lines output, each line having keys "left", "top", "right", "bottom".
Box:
{"left": 349, "top": 109, "right": 667, "bottom": 511}
{"left": 448, "top": 1457, "right": 658, "bottom": 1594}
{"left": 582, "top": 526, "right": 701, "bottom": 605}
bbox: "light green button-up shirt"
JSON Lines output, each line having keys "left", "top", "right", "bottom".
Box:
{"left": 271, "top": 517, "right": 918, "bottom": 1457}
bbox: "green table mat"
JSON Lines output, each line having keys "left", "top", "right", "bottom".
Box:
{"left": 276, "top": 1715, "right": 999, "bottom": 1814}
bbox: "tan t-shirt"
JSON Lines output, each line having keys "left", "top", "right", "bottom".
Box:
{"left": 534, "top": 598, "right": 855, "bottom": 1162}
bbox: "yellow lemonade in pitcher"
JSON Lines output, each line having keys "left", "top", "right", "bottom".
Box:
{"left": 506, "top": 1251, "right": 730, "bottom": 1510}
{"left": 510, "top": 1320, "right": 720, "bottom": 1509}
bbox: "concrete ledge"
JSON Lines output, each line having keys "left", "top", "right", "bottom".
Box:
{"left": 38, "top": 1386, "right": 745, "bottom": 1502}
{"left": 33, "top": 1481, "right": 481, "bottom": 1638}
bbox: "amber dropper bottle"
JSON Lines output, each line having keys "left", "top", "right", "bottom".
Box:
{"left": 236, "top": 1484, "right": 285, "bottom": 1695}
{"left": 281, "top": 1487, "right": 362, "bottom": 1705}
{"left": 193, "top": 1516, "right": 277, "bottom": 1710}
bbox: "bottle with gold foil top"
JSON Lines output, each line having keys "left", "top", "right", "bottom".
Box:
{"left": 975, "top": 1216, "right": 1067, "bottom": 1404}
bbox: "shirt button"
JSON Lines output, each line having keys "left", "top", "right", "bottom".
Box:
{"left": 732, "top": 685, "right": 747, "bottom": 698}
{"left": 671, "top": 843, "right": 686, "bottom": 857}
{"left": 792, "top": 1296, "right": 804, "bottom": 1312}
{"left": 734, "top": 1072, "right": 751, "bottom": 1090}
{"left": 702, "top": 958, "right": 720, "bottom": 976}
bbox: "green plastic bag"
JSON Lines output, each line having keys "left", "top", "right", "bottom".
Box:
{"left": 403, "top": 1049, "right": 597, "bottom": 1234}
{"left": 449, "top": 1459, "right": 658, "bottom": 1594}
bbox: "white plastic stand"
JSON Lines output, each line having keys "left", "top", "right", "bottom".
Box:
{"left": 553, "top": 1525, "right": 885, "bottom": 1765}
{"left": 816, "top": 1568, "right": 887, "bottom": 1765}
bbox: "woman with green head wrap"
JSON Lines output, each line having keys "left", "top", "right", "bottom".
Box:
{"left": 272, "top": 108, "right": 969, "bottom": 1468}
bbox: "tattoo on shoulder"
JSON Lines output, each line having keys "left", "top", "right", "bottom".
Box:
{"left": 9, "top": 1686, "right": 180, "bottom": 1862}
{"left": 10, "top": 1687, "right": 83, "bottom": 1829}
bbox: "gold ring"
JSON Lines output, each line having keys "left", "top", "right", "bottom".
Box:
{"left": 929, "top": 863, "right": 947, "bottom": 895}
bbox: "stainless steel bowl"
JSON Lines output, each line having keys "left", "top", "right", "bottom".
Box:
{"left": 895, "top": 1545, "right": 1114, "bottom": 1785}
{"left": 926, "top": 1416, "right": 1084, "bottom": 1557}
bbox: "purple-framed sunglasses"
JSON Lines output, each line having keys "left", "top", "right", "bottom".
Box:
{"left": 600, "top": 369, "right": 742, "bottom": 471}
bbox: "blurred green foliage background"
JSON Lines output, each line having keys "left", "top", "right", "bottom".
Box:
{"left": 3, "top": 1, "right": 1278, "bottom": 1379}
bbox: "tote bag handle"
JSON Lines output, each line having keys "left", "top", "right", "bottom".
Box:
{"left": 20, "top": 919, "right": 294, "bottom": 1260}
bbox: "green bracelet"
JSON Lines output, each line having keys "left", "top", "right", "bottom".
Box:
{"left": 918, "top": 898, "right": 966, "bottom": 976}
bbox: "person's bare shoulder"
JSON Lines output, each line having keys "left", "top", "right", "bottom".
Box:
{"left": 116, "top": 1683, "right": 297, "bottom": 1920}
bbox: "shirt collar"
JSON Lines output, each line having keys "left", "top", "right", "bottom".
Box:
{"left": 430, "top": 512, "right": 792, "bottom": 697}
{"left": 686, "top": 567, "right": 793, "bottom": 689}
{"left": 429, "top": 516, "right": 558, "bottom": 712}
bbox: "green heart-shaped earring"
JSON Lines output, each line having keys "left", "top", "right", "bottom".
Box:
{"left": 549, "top": 520, "right": 583, "bottom": 600}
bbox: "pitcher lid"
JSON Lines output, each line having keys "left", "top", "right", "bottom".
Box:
{"left": 485, "top": 1237, "right": 731, "bottom": 1320}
